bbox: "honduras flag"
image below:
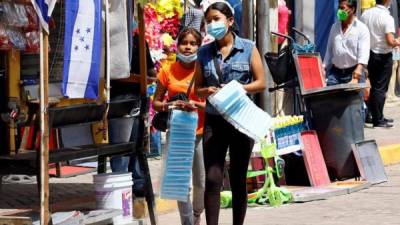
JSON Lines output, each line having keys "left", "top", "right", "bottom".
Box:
{"left": 30, "top": 0, "right": 57, "bottom": 33}
{"left": 62, "top": 0, "right": 102, "bottom": 99}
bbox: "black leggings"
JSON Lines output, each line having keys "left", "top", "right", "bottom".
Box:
{"left": 203, "top": 114, "right": 254, "bottom": 225}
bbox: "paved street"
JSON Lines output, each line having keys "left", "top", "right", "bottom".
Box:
{"left": 158, "top": 164, "right": 400, "bottom": 225}
{"left": 0, "top": 104, "right": 400, "bottom": 225}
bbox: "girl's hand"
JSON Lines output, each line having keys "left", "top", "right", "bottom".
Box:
{"left": 172, "top": 100, "right": 196, "bottom": 111}
{"left": 207, "top": 86, "right": 219, "bottom": 95}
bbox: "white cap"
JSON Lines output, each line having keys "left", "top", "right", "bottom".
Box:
{"left": 201, "top": 0, "right": 235, "bottom": 15}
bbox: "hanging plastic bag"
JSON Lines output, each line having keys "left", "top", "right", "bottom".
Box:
{"left": 25, "top": 31, "right": 40, "bottom": 53}
{"left": 14, "top": 4, "right": 29, "bottom": 28}
{"left": 2, "top": 2, "right": 19, "bottom": 26}
{"left": 6, "top": 27, "right": 26, "bottom": 50}
{"left": 25, "top": 5, "right": 39, "bottom": 31}
{"left": 0, "top": 24, "right": 11, "bottom": 50}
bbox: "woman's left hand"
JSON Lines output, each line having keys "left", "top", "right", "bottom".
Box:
{"left": 173, "top": 100, "right": 197, "bottom": 112}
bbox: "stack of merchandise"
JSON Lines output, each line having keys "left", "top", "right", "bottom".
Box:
{"left": 160, "top": 110, "right": 198, "bottom": 201}
{"left": 208, "top": 80, "right": 273, "bottom": 141}
{"left": 0, "top": 1, "right": 41, "bottom": 52}
{"left": 273, "top": 115, "right": 305, "bottom": 150}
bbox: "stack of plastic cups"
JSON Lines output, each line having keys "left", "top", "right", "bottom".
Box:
{"left": 273, "top": 116, "right": 305, "bottom": 149}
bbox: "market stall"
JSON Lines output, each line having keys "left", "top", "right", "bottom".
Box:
{"left": 0, "top": 0, "right": 157, "bottom": 224}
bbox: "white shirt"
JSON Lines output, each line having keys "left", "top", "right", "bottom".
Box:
{"left": 324, "top": 18, "right": 370, "bottom": 70}
{"left": 361, "top": 5, "right": 396, "bottom": 54}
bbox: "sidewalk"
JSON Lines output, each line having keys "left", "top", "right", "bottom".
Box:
{"left": 0, "top": 104, "right": 399, "bottom": 224}
{"left": 158, "top": 164, "right": 400, "bottom": 225}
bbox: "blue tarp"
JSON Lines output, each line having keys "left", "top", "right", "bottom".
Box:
{"left": 315, "top": 0, "right": 338, "bottom": 59}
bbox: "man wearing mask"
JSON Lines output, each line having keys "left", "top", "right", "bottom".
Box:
{"left": 324, "top": 0, "right": 370, "bottom": 86}
{"left": 361, "top": 0, "right": 400, "bottom": 128}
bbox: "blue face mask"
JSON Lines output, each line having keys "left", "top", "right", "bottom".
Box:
{"left": 206, "top": 21, "right": 228, "bottom": 40}
{"left": 176, "top": 53, "right": 197, "bottom": 64}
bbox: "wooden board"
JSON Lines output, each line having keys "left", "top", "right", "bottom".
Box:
{"left": 301, "top": 131, "right": 331, "bottom": 187}
{"left": 0, "top": 216, "right": 32, "bottom": 225}
{"left": 352, "top": 140, "right": 388, "bottom": 184}
{"left": 291, "top": 180, "right": 371, "bottom": 202}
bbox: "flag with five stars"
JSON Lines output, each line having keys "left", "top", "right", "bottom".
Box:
{"left": 63, "top": 0, "right": 102, "bottom": 99}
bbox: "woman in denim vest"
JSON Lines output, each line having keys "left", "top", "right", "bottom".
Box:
{"left": 194, "top": 2, "right": 266, "bottom": 225}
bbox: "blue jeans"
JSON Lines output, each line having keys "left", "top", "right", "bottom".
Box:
{"left": 326, "top": 69, "right": 367, "bottom": 121}
{"left": 109, "top": 94, "right": 144, "bottom": 195}
{"left": 149, "top": 130, "right": 161, "bottom": 157}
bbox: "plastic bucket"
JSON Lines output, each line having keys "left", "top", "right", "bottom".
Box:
{"left": 94, "top": 172, "right": 134, "bottom": 224}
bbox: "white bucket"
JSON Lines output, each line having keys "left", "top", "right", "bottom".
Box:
{"left": 94, "top": 172, "right": 134, "bottom": 224}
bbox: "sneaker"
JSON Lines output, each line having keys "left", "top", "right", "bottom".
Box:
{"left": 373, "top": 121, "right": 393, "bottom": 128}
{"left": 383, "top": 117, "right": 394, "bottom": 123}
{"left": 365, "top": 113, "right": 373, "bottom": 124}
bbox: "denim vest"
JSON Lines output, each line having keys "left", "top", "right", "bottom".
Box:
{"left": 197, "top": 35, "right": 255, "bottom": 114}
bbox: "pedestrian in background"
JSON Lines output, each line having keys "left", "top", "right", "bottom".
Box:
{"left": 194, "top": 2, "right": 266, "bottom": 225}
{"left": 361, "top": 0, "right": 376, "bottom": 13}
{"left": 324, "top": 0, "right": 370, "bottom": 86}
{"left": 361, "top": 0, "right": 400, "bottom": 128}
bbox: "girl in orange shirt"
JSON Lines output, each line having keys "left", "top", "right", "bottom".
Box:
{"left": 153, "top": 28, "right": 205, "bottom": 225}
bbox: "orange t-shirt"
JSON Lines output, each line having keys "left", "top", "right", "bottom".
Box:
{"left": 158, "top": 61, "right": 205, "bottom": 135}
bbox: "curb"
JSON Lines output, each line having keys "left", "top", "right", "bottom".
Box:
{"left": 379, "top": 144, "right": 400, "bottom": 166}
{"left": 155, "top": 198, "right": 177, "bottom": 215}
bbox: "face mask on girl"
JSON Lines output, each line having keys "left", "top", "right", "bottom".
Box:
{"left": 176, "top": 53, "right": 197, "bottom": 63}
{"left": 206, "top": 21, "right": 228, "bottom": 40}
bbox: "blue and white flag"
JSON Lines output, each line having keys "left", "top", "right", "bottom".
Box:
{"left": 30, "top": 0, "right": 57, "bottom": 33}
{"left": 62, "top": 0, "right": 102, "bottom": 99}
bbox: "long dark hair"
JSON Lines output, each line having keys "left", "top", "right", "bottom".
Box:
{"left": 177, "top": 27, "right": 202, "bottom": 47}
{"left": 204, "top": 2, "right": 238, "bottom": 34}
{"left": 205, "top": 2, "right": 234, "bottom": 19}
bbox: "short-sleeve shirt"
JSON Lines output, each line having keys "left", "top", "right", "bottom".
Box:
{"left": 197, "top": 35, "right": 255, "bottom": 115}
{"left": 158, "top": 61, "right": 205, "bottom": 135}
{"left": 361, "top": 5, "right": 396, "bottom": 54}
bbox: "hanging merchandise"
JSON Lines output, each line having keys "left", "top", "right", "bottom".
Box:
{"left": 0, "top": 24, "right": 11, "bottom": 50}
{"left": 25, "top": 31, "right": 40, "bottom": 53}
{"left": 109, "top": 0, "right": 130, "bottom": 79}
{"left": 24, "top": 5, "right": 39, "bottom": 31}
{"left": 0, "top": 2, "right": 44, "bottom": 52}
{"left": 143, "top": 0, "right": 183, "bottom": 70}
{"left": 6, "top": 27, "right": 27, "bottom": 50}
{"left": 13, "top": 3, "right": 29, "bottom": 28}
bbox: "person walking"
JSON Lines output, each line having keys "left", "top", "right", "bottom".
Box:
{"left": 361, "top": 0, "right": 400, "bottom": 128}
{"left": 194, "top": 2, "right": 266, "bottom": 225}
{"left": 153, "top": 28, "right": 205, "bottom": 225}
{"left": 324, "top": 0, "right": 370, "bottom": 86}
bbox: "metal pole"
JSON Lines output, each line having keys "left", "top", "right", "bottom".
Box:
{"left": 39, "top": 23, "right": 50, "bottom": 225}
{"left": 242, "top": 0, "right": 254, "bottom": 40}
{"left": 105, "top": 0, "right": 111, "bottom": 104}
{"left": 256, "top": 0, "right": 278, "bottom": 114}
{"left": 137, "top": 5, "right": 158, "bottom": 225}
